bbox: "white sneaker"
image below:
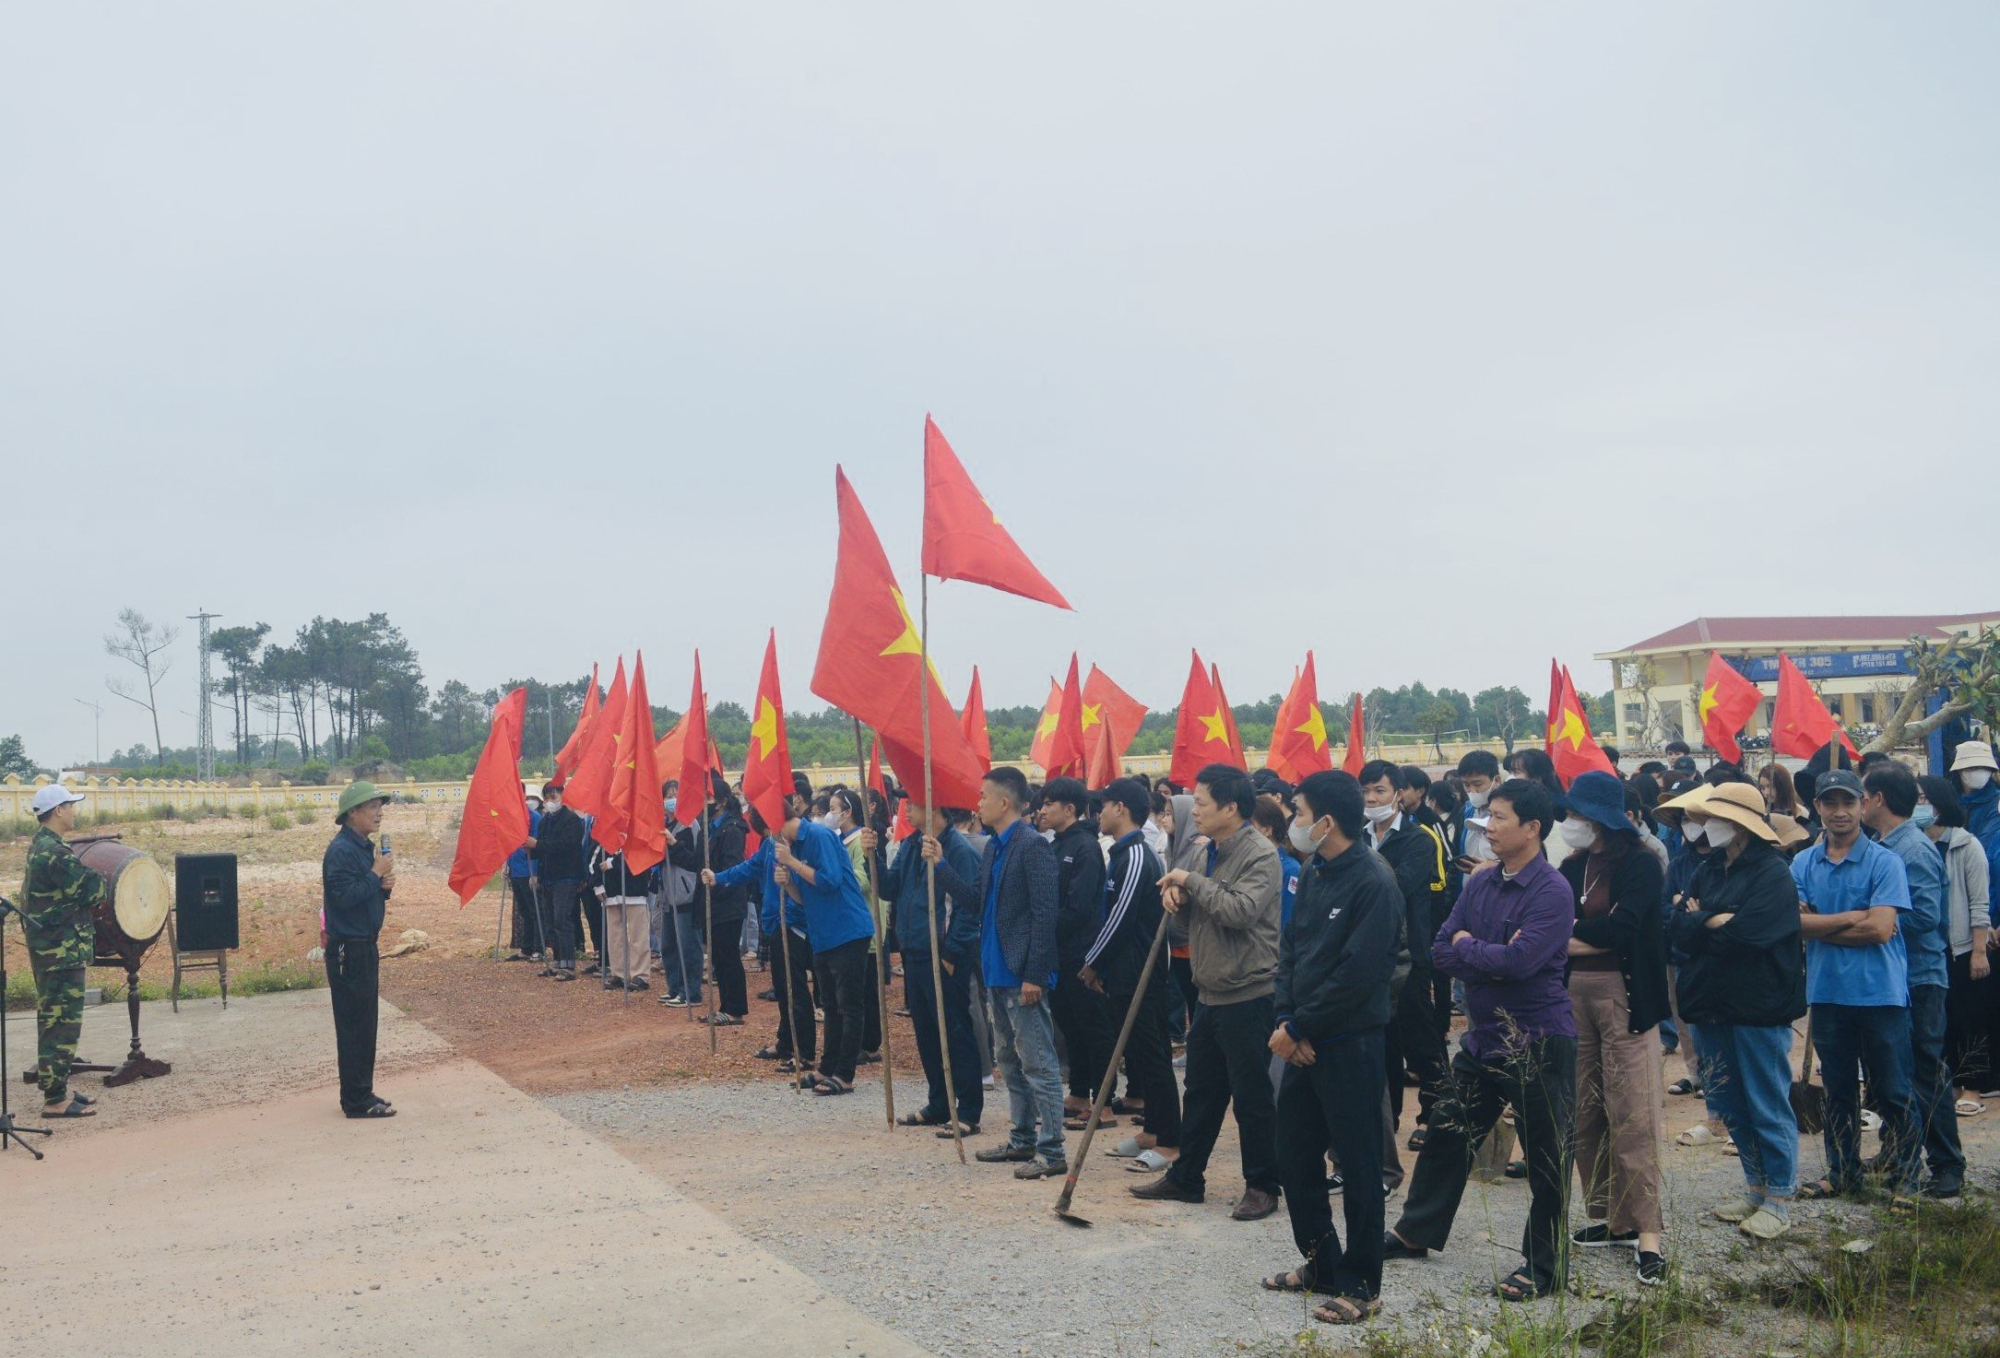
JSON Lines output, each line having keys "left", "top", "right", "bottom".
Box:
{"left": 1860, "top": 1109, "right": 1882, "bottom": 1134}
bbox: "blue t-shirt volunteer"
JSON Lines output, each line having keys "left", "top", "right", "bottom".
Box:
{"left": 1792, "top": 833, "right": 1912, "bottom": 1008}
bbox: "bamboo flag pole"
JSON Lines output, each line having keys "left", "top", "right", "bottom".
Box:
{"left": 919, "top": 573, "right": 966, "bottom": 1163}
{"left": 491, "top": 866, "right": 509, "bottom": 962}
{"left": 701, "top": 812, "right": 717, "bottom": 1052}
{"left": 853, "top": 717, "right": 896, "bottom": 1128}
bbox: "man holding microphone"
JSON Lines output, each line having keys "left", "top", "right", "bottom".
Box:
{"left": 323, "top": 781, "right": 396, "bottom": 1119}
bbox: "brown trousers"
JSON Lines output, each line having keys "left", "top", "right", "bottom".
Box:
{"left": 1571, "top": 969, "right": 1664, "bottom": 1235}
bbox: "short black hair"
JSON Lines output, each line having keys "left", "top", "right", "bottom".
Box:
{"left": 1638, "top": 760, "right": 1667, "bottom": 779}
{"left": 1426, "top": 781, "right": 1462, "bottom": 817}
{"left": 1250, "top": 795, "right": 1291, "bottom": 846}
{"left": 1195, "top": 763, "right": 1255, "bottom": 818}
{"left": 1863, "top": 763, "right": 1919, "bottom": 819}
{"left": 1297, "top": 770, "right": 1365, "bottom": 841}
{"left": 1600, "top": 744, "right": 1621, "bottom": 767}
{"left": 1357, "top": 759, "right": 1401, "bottom": 789}
{"left": 1151, "top": 789, "right": 1171, "bottom": 815}
{"left": 1097, "top": 777, "right": 1151, "bottom": 827}
{"left": 1491, "top": 777, "right": 1555, "bottom": 840}
{"left": 1043, "top": 777, "right": 1090, "bottom": 816}
{"left": 984, "top": 766, "right": 1031, "bottom": 809}
{"left": 1457, "top": 749, "right": 1500, "bottom": 780}
{"left": 792, "top": 771, "right": 813, "bottom": 798}
{"left": 1918, "top": 775, "right": 1964, "bottom": 829}
{"left": 1399, "top": 766, "right": 1432, "bottom": 793}
{"left": 1702, "top": 761, "right": 1753, "bottom": 788}
{"left": 1664, "top": 739, "right": 1692, "bottom": 757}
{"left": 1857, "top": 750, "right": 1894, "bottom": 777}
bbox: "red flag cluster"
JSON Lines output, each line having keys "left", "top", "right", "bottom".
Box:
{"left": 1546, "top": 661, "right": 1616, "bottom": 786}
{"left": 447, "top": 687, "right": 531, "bottom": 905}
{"left": 1168, "top": 651, "right": 1245, "bottom": 785}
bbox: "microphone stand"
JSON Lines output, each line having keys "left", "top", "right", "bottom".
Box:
{"left": 0, "top": 897, "right": 54, "bottom": 1158}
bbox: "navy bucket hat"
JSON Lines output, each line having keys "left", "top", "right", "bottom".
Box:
{"left": 1565, "top": 771, "right": 1631, "bottom": 836}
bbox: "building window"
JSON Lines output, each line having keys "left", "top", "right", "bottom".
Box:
{"left": 1859, "top": 696, "right": 1875, "bottom": 724}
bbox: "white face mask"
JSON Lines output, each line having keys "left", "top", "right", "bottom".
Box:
{"left": 1558, "top": 818, "right": 1598, "bottom": 851}
{"left": 1467, "top": 788, "right": 1491, "bottom": 810}
{"left": 1364, "top": 804, "right": 1398, "bottom": 826}
{"left": 1704, "top": 819, "right": 1741, "bottom": 849}
{"left": 1683, "top": 821, "right": 1708, "bottom": 844}
{"left": 1964, "top": 769, "right": 1993, "bottom": 791}
{"left": 816, "top": 813, "right": 838, "bottom": 829}
{"left": 1288, "top": 821, "right": 1324, "bottom": 856}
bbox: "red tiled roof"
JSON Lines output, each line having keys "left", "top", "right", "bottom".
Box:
{"left": 1610, "top": 613, "right": 2000, "bottom": 655}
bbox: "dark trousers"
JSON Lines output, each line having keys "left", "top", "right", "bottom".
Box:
{"left": 862, "top": 946, "right": 885, "bottom": 1054}
{"left": 569, "top": 886, "right": 605, "bottom": 959}
{"left": 326, "top": 936, "right": 381, "bottom": 1115}
{"left": 1050, "top": 964, "right": 1113, "bottom": 1101}
{"left": 1166, "top": 994, "right": 1279, "bottom": 1196}
{"left": 710, "top": 916, "right": 748, "bottom": 1017}
{"left": 1394, "top": 1037, "right": 1576, "bottom": 1292}
{"left": 817, "top": 937, "right": 871, "bottom": 1084}
{"left": 1909, "top": 984, "right": 1963, "bottom": 1180}
{"left": 1277, "top": 1029, "right": 1387, "bottom": 1299}
{"left": 905, "top": 952, "right": 985, "bottom": 1126}
{"left": 1815, "top": 1001, "right": 1919, "bottom": 1192}
{"left": 1388, "top": 966, "right": 1449, "bottom": 1128}
{"left": 540, "top": 880, "right": 580, "bottom": 966}
{"left": 1945, "top": 951, "right": 1993, "bottom": 1093}
{"left": 508, "top": 876, "right": 538, "bottom": 952}
{"left": 1112, "top": 974, "right": 1182, "bottom": 1146}
{"left": 772, "top": 928, "right": 817, "bottom": 1065}
{"left": 1168, "top": 953, "right": 1197, "bottom": 1044}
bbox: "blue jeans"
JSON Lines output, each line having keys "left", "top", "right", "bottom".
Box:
{"left": 1813, "top": 1002, "right": 1918, "bottom": 1192}
{"left": 1694, "top": 1023, "right": 1799, "bottom": 1198}
{"left": 1909, "top": 984, "right": 1963, "bottom": 1179}
{"left": 665, "top": 914, "right": 706, "bottom": 1002}
{"left": 989, "top": 985, "right": 1067, "bottom": 1163}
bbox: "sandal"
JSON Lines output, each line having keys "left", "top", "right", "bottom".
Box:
{"left": 1676, "top": 1123, "right": 1720, "bottom": 1146}
{"left": 344, "top": 1103, "right": 397, "bottom": 1119}
{"left": 1109, "top": 1098, "right": 1145, "bottom": 1116}
{"left": 1106, "top": 1137, "right": 1145, "bottom": 1159}
{"left": 1955, "top": 1099, "right": 1986, "bottom": 1117}
{"left": 1382, "top": 1234, "right": 1427, "bottom": 1261}
{"left": 1796, "top": 1179, "right": 1841, "bottom": 1201}
{"left": 40, "top": 1099, "right": 96, "bottom": 1119}
{"left": 898, "top": 1111, "right": 948, "bottom": 1128}
{"left": 812, "top": 1076, "right": 853, "bottom": 1096}
{"left": 1125, "top": 1149, "right": 1173, "bottom": 1173}
{"left": 1406, "top": 1128, "right": 1427, "bottom": 1151}
{"left": 1667, "top": 1077, "right": 1701, "bottom": 1096}
{"left": 933, "top": 1122, "right": 980, "bottom": 1139}
{"left": 1312, "top": 1294, "right": 1380, "bottom": 1325}
{"left": 1495, "top": 1270, "right": 1542, "bottom": 1303}
{"left": 754, "top": 1046, "right": 787, "bottom": 1061}
{"left": 1260, "top": 1266, "right": 1318, "bottom": 1293}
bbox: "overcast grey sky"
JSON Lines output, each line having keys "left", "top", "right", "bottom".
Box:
{"left": 4, "top": 3, "right": 1995, "bottom": 766}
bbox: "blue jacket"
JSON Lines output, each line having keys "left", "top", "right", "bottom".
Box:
{"left": 322, "top": 825, "right": 388, "bottom": 940}
{"left": 507, "top": 807, "right": 541, "bottom": 878}
{"left": 933, "top": 816, "right": 1059, "bottom": 989}
{"left": 1963, "top": 783, "right": 2000, "bottom": 908}
{"left": 785, "top": 820, "right": 875, "bottom": 952}
{"left": 885, "top": 826, "right": 982, "bottom": 961}
{"left": 716, "top": 837, "right": 804, "bottom": 935}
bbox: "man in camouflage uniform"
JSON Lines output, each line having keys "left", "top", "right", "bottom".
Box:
{"left": 21, "top": 784, "right": 101, "bottom": 1118}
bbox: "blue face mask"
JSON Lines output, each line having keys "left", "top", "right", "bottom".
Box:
{"left": 1910, "top": 803, "right": 1937, "bottom": 830}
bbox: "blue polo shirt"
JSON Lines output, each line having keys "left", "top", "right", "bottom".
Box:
{"left": 1879, "top": 820, "right": 1946, "bottom": 991}
{"left": 787, "top": 820, "right": 874, "bottom": 953}
{"left": 1793, "top": 833, "right": 1912, "bottom": 1008}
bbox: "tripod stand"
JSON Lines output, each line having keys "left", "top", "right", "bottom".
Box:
{"left": 0, "top": 897, "right": 53, "bottom": 1159}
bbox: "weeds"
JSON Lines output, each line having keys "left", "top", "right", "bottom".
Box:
{"left": 265, "top": 810, "right": 294, "bottom": 830}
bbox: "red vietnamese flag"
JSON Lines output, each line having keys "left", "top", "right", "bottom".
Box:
{"left": 920, "top": 415, "right": 1071, "bottom": 609}
{"left": 1211, "top": 664, "right": 1247, "bottom": 768}
{"left": 742, "top": 630, "right": 795, "bottom": 832}
{"left": 1029, "top": 678, "right": 1065, "bottom": 771}
{"left": 1342, "top": 692, "right": 1367, "bottom": 776}
{"left": 1546, "top": 662, "right": 1616, "bottom": 785}
{"left": 606, "top": 653, "right": 666, "bottom": 872}
{"left": 1267, "top": 653, "right": 1333, "bottom": 783}
{"left": 675, "top": 651, "right": 711, "bottom": 828}
{"left": 868, "top": 738, "right": 917, "bottom": 842}
{"left": 960, "top": 667, "right": 992, "bottom": 773}
{"left": 811, "top": 467, "right": 988, "bottom": 810}
{"left": 1698, "top": 652, "right": 1763, "bottom": 763}
{"left": 552, "top": 665, "right": 599, "bottom": 782}
{"left": 1083, "top": 664, "right": 1148, "bottom": 761}
{"left": 654, "top": 710, "right": 722, "bottom": 785}
{"left": 1085, "top": 712, "right": 1121, "bottom": 787}
{"left": 1771, "top": 653, "right": 1861, "bottom": 761}
{"left": 1031, "top": 654, "right": 1086, "bottom": 778}
{"left": 1169, "top": 651, "right": 1242, "bottom": 785}
{"left": 447, "top": 687, "right": 531, "bottom": 905}
{"left": 565, "top": 657, "right": 627, "bottom": 824}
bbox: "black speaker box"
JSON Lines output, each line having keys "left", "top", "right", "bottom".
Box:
{"left": 175, "top": 853, "right": 240, "bottom": 951}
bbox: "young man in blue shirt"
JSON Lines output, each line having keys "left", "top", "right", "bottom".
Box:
{"left": 1794, "top": 769, "right": 1918, "bottom": 1198}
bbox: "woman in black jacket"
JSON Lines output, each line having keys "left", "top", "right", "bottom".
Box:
{"left": 1667, "top": 783, "right": 1806, "bottom": 1243}
{"left": 1557, "top": 772, "right": 1669, "bottom": 1284}
{"left": 672, "top": 775, "right": 750, "bottom": 1023}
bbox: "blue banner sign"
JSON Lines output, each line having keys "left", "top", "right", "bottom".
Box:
{"left": 1727, "top": 650, "right": 1912, "bottom": 682}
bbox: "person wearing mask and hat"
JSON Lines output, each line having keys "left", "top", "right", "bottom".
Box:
{"left": 1793, "top": 768, "right": 1918, "bottom": 1201}
{"left": 1950, "top": 741, "right": 2000, "bottom": 894}
{"left": 19, "top": 784, "right": 103, "bottom": 1118}
{"left": 1668, "top": 781, "right": 1806, "bottom": 1239}
{"left": 1557, "top": 771, "right": 1670, "bottom": 1280}
{"left": 323, "top": 781, "right": 396, "bottom": 1118}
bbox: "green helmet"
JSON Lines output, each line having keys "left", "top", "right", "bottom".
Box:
{"left": 336, "top": 780, "right": 389, "bottom": 821}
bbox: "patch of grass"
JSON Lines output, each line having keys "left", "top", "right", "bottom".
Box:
{"left": 5, "top": 969, "right": 36, "bottom": 1008}
{"left": 236, "top": 803, "right": 261, "bottom": 819}
{"left": 265, "top": 810, "right": 294, "bottom": 830}
{"left": 102, "top": 960, "right": 324, "bottom": 1004}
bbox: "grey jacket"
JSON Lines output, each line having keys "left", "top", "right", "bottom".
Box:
{"left": 1940, "top": 826, "right": 1992, "bottom": 955}
{"left": 1164, "top": 794, "right": 1207, "bottom": 947}
{"left": 1180, "top": 821, "right": 1282, "bottom": 1006}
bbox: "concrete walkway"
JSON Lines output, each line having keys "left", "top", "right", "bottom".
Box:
{"left": 1, "top": 992, "right": 932, "bottom": 1358}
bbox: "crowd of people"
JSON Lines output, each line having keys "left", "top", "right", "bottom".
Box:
{"left": 474, "top": 734, "right": 2000, "bottom": 1329}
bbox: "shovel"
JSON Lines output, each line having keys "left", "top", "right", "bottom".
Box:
{"left": 1055, "top": 908, "right": 1174, "bottom": 1227}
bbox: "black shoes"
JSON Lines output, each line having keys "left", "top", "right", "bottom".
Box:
{"left": 975, "top": 1144, "right": 1036, "bottom": 1164}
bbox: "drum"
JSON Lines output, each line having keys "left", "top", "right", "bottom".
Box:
{"left": 75, "top": 838, "right": 173, "bottom": 965}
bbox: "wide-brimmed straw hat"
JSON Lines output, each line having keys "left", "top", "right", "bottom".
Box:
{"left": 1695, "top": 782, "right": 1778, "bottom": 844}
{"left": 1655, "top": 783, "right": 1712, "bottom": 821}
{"left": 1769, "top": 812, "right": 1811, "bottom": 850}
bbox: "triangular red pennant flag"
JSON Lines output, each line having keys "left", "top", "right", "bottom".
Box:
{"left": 1546, "top": 662, "right": 1616, "bottom": 786}
{"left": 1029, "top": 677, "right": 1065, "bottom": 772}
{"left": 1771, "top": 653, "right": 1861, "bottom": 761}
{"left": 552, "top": 664, "right": 599, "bottom": 782}
{"left": 1698, "top": 651, "right": 1763, "bottom": 764}
{"left": 1085, "top": 711, "right": 1120, "bottom": 788}
{"left": 1082, "top": 664, "right": 1148, "bottom": 763}
{"left": 1210, "top": 664, "right": 1247, "bottom": 769}
{"left": 920, "top": 415, "right": 1071, "bottom": 609}
{"left": 810, "top": 467, "right": 988, "bottom": 810}
{"left": 606, "top": 653, "right": 666, "bottom": 872}
{"left": 1342, "top": 691, "right": 1367, "bottom": 776}
{"left": 566, "top": 657, "right": 627, "bottom": 824}
{"left": 448, "top": 688, "right": 531, "bottom": 905}
{"left": 1169, "top": 651, "right": 1240, "bottom": 785}
{"left": 1268, "top": 654, "right": 1334, "bottom": 784}
{"left": 742, "top": 630, "right": 795, "bottom": 832}
{"left": 675, "top": 651, "right": 711, "bottom": 828}
{"left": 960, "top": 667, "right": 992, "bottom": 773}
{"left": 1033, "top": 655, "right": 1086, "bottom": 778}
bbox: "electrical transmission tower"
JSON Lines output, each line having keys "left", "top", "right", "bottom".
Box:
{"left": 188, "top": 608, "right": 221, "bottom": 781}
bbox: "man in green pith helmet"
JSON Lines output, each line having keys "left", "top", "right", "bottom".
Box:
{"left": 323, "top": 781, "right": 396, "bottom": 1118}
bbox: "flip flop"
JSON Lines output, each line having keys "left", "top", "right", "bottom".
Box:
{"left": 1495, "top": 1270, "right": 1541, "bottom": 1303}
{"left": 1676, "top": 1124, "right": 1719, "bottom": 1146}
{"left": 1105, "top": 1137, "right": 1145, "bottom": 1159}
{"left": 898, "top": 1111, "right": 948, "bottom": 1128}
{"left": 40, "top": 1100, "right": 96, "bottom": 1119}
{"left": 1955, "top": 1099, "right": 1986, "bottom": 1117}
{"left": 1260, "top": 1267, "right": 1318, "bottom": 1293}
{"left": 1125, "top": 1149, "right": 1173, "bottom": 1173}
{"left": 1312, "top": 1294, "right": 1381, "bottom": 1325}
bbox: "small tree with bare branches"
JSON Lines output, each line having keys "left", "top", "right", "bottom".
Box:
{"left": 105, "top": 608, "right": 178, "bottom": 767}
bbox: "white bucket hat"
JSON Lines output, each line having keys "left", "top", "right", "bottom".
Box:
{"left": 1950, "top": 741, "right": 1998, "bottom": 774}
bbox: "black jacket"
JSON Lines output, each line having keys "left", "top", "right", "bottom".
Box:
{"left": 322, "top": 824, "right": 387, "bottom": 940}
{"left": 1668, "top": 838, "right": 1807, "bottom": 1029}
{"left": 671, "top": 813, "right": 749, "bottom": 923}
{"left": 1051, "top": 822, "right": 1108, "bottom": 967}
{"left": 1274, "top": 842, "right": 1402, "bottom": 1040}
{"left": 1083, "top": 831, "right": 1164, "bottom": 996}
{"left": 531, "top": 805, "right": 589, "bottom": 883}
{"left": 1373, "top": 815, "right": 1447, "bottom": 975}
{"left": 1560, "top": 836, "right": 1669, "bottom": 1034}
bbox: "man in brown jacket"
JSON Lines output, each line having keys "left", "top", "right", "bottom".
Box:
{"left": 1132, "top": 762, "right": 1284, "bottom": 1220}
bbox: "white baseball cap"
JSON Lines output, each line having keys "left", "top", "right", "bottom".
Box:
{"left": 30, "top": 784, "right": 87, "bottom": 816}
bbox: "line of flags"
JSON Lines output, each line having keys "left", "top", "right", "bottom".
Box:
{"left": 1699, "top": 649, "right": 1859, "bottom": 764}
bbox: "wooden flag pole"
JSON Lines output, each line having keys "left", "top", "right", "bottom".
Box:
{"left": 491, "top": 866, "right": 509, "bottom": 962}
{"left": 702, "top": 812, "right": 717, "bottom": 1052}
{"left": 919, "top": 572, "right": 967, "bottom": 1163}
{"left": 853, "top": 718, "right": 896, "bottom": 1129}
{"left": 772, "top": 836, "right": 804, "bottom": 1094}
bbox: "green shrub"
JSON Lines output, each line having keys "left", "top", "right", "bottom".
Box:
{"left": 236, "top": 803, "right": 260, "bottom": 819}
{"left": 265, "top": 810, "right": 293, "bottom": 830}
{"left": 295, "top": 762, "right": 331, "bottom": 786}
{"left": 147, "top": 802, "right": 181, "bottom": 821}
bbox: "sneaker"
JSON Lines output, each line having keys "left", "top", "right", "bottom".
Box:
{"left": 1635, "top": 1251, "right": 1668, "bottom": 1286}
{"left": 1573, "top": 1224, "right": 1641, "bottom": 1248}
{"left": 975, "top": 1144, "right": 1036, "bottom": 1164}
{"left": 663, "top": 995, "right": 691, "bottom": 1008}
{"left": 1325, "top": 1171, "right": 1344, "bottom": 1194}
{"left": 757, "top": 989, "right": 778, "bottom": 1002}
{"left": 1739, "top": 1207, "right": 1789, "bottom": 1241}
{"left": 1014, "top": 1159, "right": 1069, "bottom": 1181}
{"left": 1711, "top": 1194, "right": 1762, "bottom": 1223}
{"left": 552, "top": 970, "right": 577, "bottom": 982}
{"left": 982, "top": 1075, "right": 996, "bottom": 1089}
